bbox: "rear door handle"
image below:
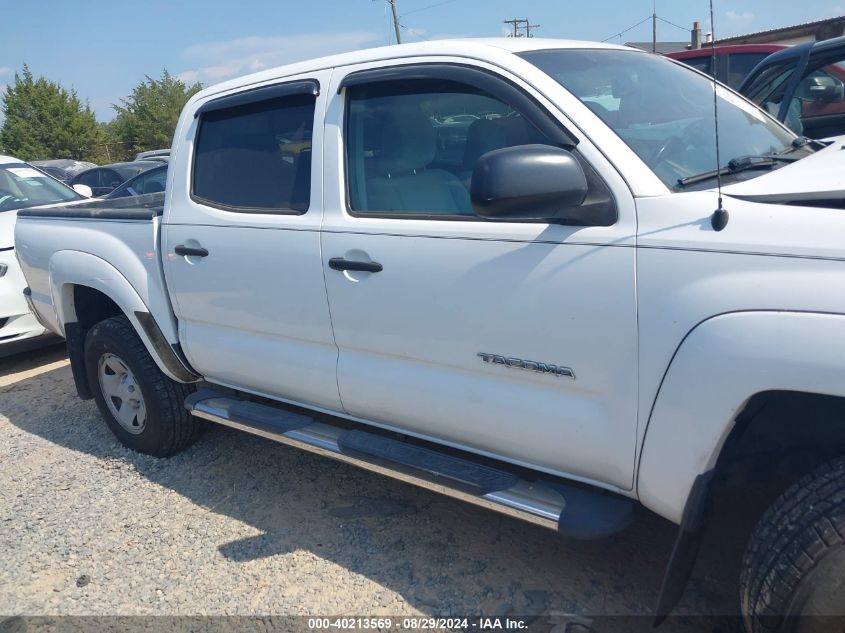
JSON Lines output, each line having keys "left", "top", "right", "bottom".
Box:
{"left": 174, "top": 244, "right": 209, "bottom": 258}
{"left": 329, "top": 257, "right": 383, "bottom": 273}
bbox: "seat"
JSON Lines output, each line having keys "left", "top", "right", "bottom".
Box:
{"left": 365, "top": 105, "right": 471, "bottom": 214}
{"left": 460, "top": 118, "right": 508, "bottom": 186}
{"left": 195, "top": 133, "right": 295, "bottom": 209}
{"left": 144, "top": 180, "right": 165, "bottom": 194}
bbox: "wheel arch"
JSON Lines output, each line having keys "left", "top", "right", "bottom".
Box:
{"left": 48, "top": 251, "right": 198, "bottom": 397}
{"left": 642, "top": 310, "right": 845, "bottom": 620}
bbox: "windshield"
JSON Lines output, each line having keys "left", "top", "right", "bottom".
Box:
{"left": 0, "top": 163, "right": 81, "bottom": 212}
{"left": 520, "top": 49, "right": 798, "bottom": 189}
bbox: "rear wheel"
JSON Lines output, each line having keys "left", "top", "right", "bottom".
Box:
{"left": 85, "top": 315, "right": 199, "bottom": 456}
{"left": 741, "top": 456, "right": 845, "bottom": 633}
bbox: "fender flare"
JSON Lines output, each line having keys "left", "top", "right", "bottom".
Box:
{"left": 49, "top": 250, "right": 199, "bottom": 386}
{"left": 638, "top": 310, "right": 845, "bottom": 523}
{"left": 640, "top": 310, "right": 845, "bottom": 620}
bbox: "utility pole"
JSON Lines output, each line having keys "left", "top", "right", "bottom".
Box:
{"left": 504, "top": 18, "right": 539, "bottom": 38}
{"left": 388, "top": 0, "right": 402, "bottom": 44}
{"left": 504, "top": 18, "right": 522, "bottom": 37}
{"left": 652, "top": 0, "right": 657, "bottom": 52}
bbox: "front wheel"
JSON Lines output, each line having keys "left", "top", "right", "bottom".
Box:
{"left": 85, "top": 315, "right": 199, "bottom": 456}
{"left": 741, "top": 456, "right": 845, "bottom": 633}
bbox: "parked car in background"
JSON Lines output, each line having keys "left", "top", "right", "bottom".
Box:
{"left": 666, "top": 44, "right": 786, "bottom": 89}
{"left": 0, "top": 155, "right": 86, "bottom": 354}
{"left": 134, "top": 149, "right": 170, "bottom": 162}
{"left": 70, "top": 161, "right": 161, "bottom": 197}
{"left": 739, "top": 35, "right": 845, "bottom": 139}
{"left": 31, "top": 159, "right": 97, "bottom": 183}
{"left": 104, "top": 163, "right": 168, "bottom": 199}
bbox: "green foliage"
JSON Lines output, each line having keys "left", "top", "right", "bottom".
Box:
{"left": 0, "top": 65, "right": 107, "bottom": 162}
{"left": 110, "top": 70, "right": 202, "bottom": 160}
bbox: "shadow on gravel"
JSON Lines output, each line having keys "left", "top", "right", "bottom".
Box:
{"left": 0, "top": 346, "right": 743, "bottom": 628}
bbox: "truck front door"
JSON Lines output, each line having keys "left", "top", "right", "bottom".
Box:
{"left": 321, "top": 61, "right": 639, "bottom": 489}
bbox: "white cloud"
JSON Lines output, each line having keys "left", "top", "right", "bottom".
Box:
{"left": 177, "top": 31, "right": 381, "bottom": 86}
{"left": 725, "top": 10, "right": 755, "bottom": 24}
{"left": 0, "top": 67, "right": 12, "bottom": 77}
{"left": 820, "top": 5, "right": 845, "bottom": 18}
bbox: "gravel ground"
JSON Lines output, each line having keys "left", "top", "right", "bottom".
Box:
{"left": 0, "top": 345, "right": 744, "bottom": 631}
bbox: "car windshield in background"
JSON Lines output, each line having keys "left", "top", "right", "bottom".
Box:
{"left": 0, "top": 163, "right": 81, "bottom": 212}
{"left": 520, "top": 49, "right": 798, "bottom": 189}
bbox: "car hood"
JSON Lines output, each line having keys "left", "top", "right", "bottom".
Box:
{"left": 722, "top": 136, "right": 845, "bottom": 204}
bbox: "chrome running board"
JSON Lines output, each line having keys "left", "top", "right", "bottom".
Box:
{"left": 185, "top": 391, "right": 633, "bottom": 537}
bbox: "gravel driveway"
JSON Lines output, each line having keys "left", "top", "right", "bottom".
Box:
{"left": 0, "top": 345, "right": 744, "bottom": 631}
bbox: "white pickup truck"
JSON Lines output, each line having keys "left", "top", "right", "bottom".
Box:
{"left": 15, "top": 39, "right": 845, "bottom": 630}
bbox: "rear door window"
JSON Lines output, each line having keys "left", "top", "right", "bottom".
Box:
{"left": 725, "top": 53, "right": 770, "bottom": 89}
{"left": 134, "top": 168, "right": 168, "bottom": 194}
{"left": 192, "top": 92, "right": 316, "bottom": 213}
{"left": 682, "top": 56, "right": 712, "bottom": 77}
{"left": 75, "top": 170, "right": 100, "bottom": 188}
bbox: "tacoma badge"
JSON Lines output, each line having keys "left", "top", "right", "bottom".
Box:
{"left": 477, "top": 353, "right": 575, "bottom": 379}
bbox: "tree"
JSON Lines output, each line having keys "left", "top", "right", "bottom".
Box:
{"left": 110, "top": 70, "right": 202, "bottom": 160}
{"left": 0, "top": 65, "right": 106, "bottom": 162}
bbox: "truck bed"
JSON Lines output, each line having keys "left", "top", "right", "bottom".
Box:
{"left": 14, "top": 192, "right": 178, "bottom": 350}
{"left": 16, "top": 191, "right": 165, "bottom": 221}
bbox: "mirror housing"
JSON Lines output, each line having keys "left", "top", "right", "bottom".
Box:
{"left": 72, "top": 183, "right": 93, "bottom": 198}
{"left": 471, "top": 144, "right": 590, "bottom": 222}
{"left": 805, "top": 75, "right": 845, "bottom": 103}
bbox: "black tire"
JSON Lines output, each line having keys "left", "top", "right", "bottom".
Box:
{"left": 84, "top": 315, "right": 199, "bottom": 456}
{"left": 741, "top": 456, "right": 845, "bottom": 633}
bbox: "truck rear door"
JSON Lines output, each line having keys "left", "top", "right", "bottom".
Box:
{"left": 162, "top": 70, "right": 342, "bottom": 411}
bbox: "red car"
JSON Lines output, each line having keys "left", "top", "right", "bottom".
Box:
{"left": 666, "top": 44, "right": 786, "bottom": 89}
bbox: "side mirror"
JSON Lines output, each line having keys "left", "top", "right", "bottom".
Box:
{"left": 470, "top": 144, "right": 589, "bottom": 222}
{"left": 805, "top": 75, "right": 845, "bottom": 103}
{"left": 72, "top": 184, "right": 93, "bottom": 198}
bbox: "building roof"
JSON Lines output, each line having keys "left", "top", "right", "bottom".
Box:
{"left": 715, "top": 15, "right": 845, "bottom": 45}
{"left": 625, "top": 41, "right": 689, "bottom": 54}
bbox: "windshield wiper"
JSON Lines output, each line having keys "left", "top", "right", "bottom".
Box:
{"left": 790, "top": 135, "right": 829, "bottom": 151}
{"left": 677, "top": 153, "right": 797, "bottom": 188}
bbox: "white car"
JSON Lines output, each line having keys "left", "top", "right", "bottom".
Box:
{"left": 14, "top": 39, "right": 845, "bottom": 628}
{"left": 0, "top": 155, "right": 88, "bottom": 354}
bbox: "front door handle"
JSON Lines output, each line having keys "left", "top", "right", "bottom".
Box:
{"left": 174, "top": 244, "right": 209, "bottom": 258}
{"left": 329, "top": 257, "right": 383, "bottom": 273}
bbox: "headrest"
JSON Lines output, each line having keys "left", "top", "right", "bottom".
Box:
{"left": 378, "top": 105, "right": 436, "bottom": 174}
{"left": 463, "top": 118, "right": 507, "bottom": 170}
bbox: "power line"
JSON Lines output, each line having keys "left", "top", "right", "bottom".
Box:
{"left": 600, "top": 15, "right": 652, "bottom": 42}
{"left": 656, "top": 15, "right": 692, "bottom": 33}
{"left": 399, "top": 23, "right": 430, "bottom": 40}
{"left": 402, "top": 0, "right": 458, "bottom": 17}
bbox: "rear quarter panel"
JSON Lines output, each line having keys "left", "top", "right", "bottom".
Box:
{"left": 15, "top": 214, "right": 178, "bottom": 345}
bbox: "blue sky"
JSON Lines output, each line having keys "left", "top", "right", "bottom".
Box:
{"left": 1, "top": 0, "right": 842, "bottom": 122}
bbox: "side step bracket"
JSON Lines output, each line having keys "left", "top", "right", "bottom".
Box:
{"left": 186, "top": 391, "right": 632, "bottom": 537}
